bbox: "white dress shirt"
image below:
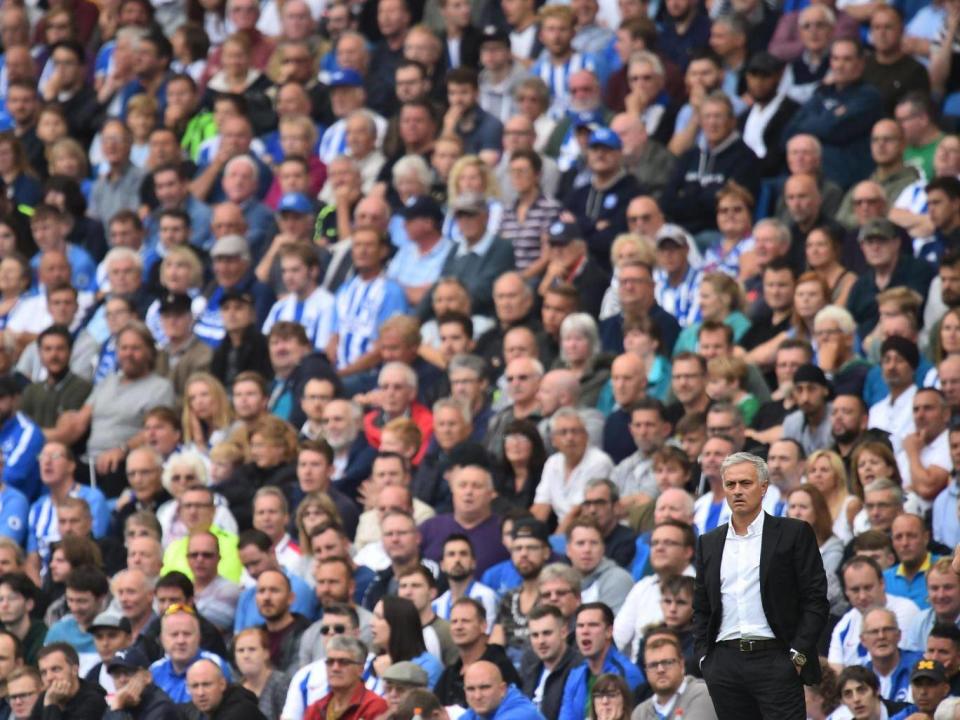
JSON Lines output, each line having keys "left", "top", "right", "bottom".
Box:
{"left": 868, "top": 385, "right": 918, "bottom": 454}
{"left": 614, "top": 564, "right": 697, "bottom": 660}
{"left": 716, "top": 511, "right": 776, "bottom": 642}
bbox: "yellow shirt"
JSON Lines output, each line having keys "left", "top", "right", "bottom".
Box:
{"left": 161, "top": 525, "right": 242, "bottom": 583}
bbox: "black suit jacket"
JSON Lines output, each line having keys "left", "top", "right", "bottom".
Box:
{"left": 692, "top": 512, "right": 828, "bottom": 685}
{"left": 736, "top": 96, "right": 800, "bottom": 178}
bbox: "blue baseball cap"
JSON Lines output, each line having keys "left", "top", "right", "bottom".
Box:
{"left": 401, "top": 195, "right": 444, "bottom": 226}
{"left": 277, "top": 192, "right": 313, "bottom": 215}
{"left": 588, "top": 127, "right": 623, "bottom": 150}
{"left": 328, "top": 69, "right": 364, "bottom": 88}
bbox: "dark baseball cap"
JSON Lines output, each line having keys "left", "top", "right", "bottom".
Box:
{"left": 479, "top": 24, "right": 510, "bottom": 47}
{"left": 858, "top": 218, "right": 898, "bottom": 243}
{"left": 401, "top": 195, "right": 444, "bottom": 225}
{"left": 547, "top": 220, "right": 581, "bottom": 246}
{"left": 792, "top": 363, "right": 830, "bottom": 389}
{"left": 0, "top": 376, "right": 20, "bottom": 398}
{"left": 158, "top": 292, "right": 192, "bottom": 316}
{"left": 106, "top": 646, "right": 150, "bottom": 674}
{"left": 221, "top": 289, "right": 254, "bottom": 306}
{"left": 911, "top": 659, "right": 948, "bottom": 684}
{"left": 512, "top": 518, "right": 549, "bottom": 545}
{"left": 90, "top": 611, "right": 132, "bottom": 635}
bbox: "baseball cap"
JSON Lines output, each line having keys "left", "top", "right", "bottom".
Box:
{"left": 655, "top": 224, "right": 688, "bottom": 248}
{"left": 479, "top": 25, "right": 510, "bottom": 47}
{"left": 277, "top": 193, "right": 313, "bottom": 215}
{"left": 746, "top": 51, "right": 784, "bottom": 75}
{"left": 547, "top": 220, "right": 581, "bottom": 246}
{"left": 328, "top": 69, "right": 363, "bottom": 88}
{"left": 106, "top": 646, "right": 150, "bottom": 674}
{"left": 210, "top": 234, "right": 251, "bottom": 260}
{"left": 857, "top": 218, "right": 898, "bottom": 243}
{"left": 588, "top": 127, "right": 623, "bottom": 150}
{"left": 221, "top": 289, "right": 254, "bottom": 306}
{"left": 158, "top": 292, "right": 192, "bottom": 316}
{"left": 382, "top": 661, "right": 429, "bottom": 687}
{"left": 911, "top": 659, "right": 948, "bottom": 684}
{"left": 401, "top": 195, "right": 444, "bottom": 226}
{"left": 512, "top": 517, "right": 550, "bottom": 545}
{"left": 451, "top": 192, "right": 488, "bottom": 215}
{"left": 792, "top": 363, "right": 830, "bottom": 389}
{"left": 89, "top": 611, "right": 132, "bottom": 635}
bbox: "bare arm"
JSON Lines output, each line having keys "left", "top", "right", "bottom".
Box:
{"left": 530, "top": 503, "right": 552, "bottom": 522}
{"left": 50, "top": 405, "right": 93, "bottom": 447}
{"left": 930, "top": 11, "right": 960, "bottom": 93}
{"left": 903, "top": 434, "right": 951, "bottom": 499}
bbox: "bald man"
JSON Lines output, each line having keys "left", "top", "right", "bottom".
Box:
{"left": 536, "top": 369, "right": 604, "bottom": 453}
{"left": 603, "top": 353, "right": 649, "bottom": 463}
{"left": 186, "top": 659, "right": 263, "bottom": 718}
{"left": 462, "top": 660, "right": 542, "bottom": 719}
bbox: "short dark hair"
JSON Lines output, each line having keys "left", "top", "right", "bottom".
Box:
{"left": 49, "top": 39, "right": 85, "bottom": 64}
{"left": 652, "top": 519, "right": 696, "bottom": 549}
{"left": 437, "top": 312, "right": 473, "bottom": 339}
{"left": 841, "top": 555, "right": 884, "bottom": 584}
{"left": 510, "top": 148, "right": 542, "bottom": 174}
{"left": 837, "top": 665, "right": 879, "bottom": 694}
{"left": 299, "top": 438, "right": 334, "bottom": 464}
{"left": 763, "top": 256, "right": 797, "bottom": 279}
{"left": 237, "top": 529, "right": 272, "bottom": 553}
{"left": 528, "top": 603, "right": 565, "bottom": 623}
{"left": 322, "top": 602, "right": 359, "bottom": 628}
{"left": 441, "top": 533, "right": 474, "bottom": 557}
{"left": 698, "top": 320, "right": 733, "bottom": 344}
{"left": 629, "top": 397, "right": 666, "bottom": 422}
{"left": 575, "top": 602, "right": 615, "bottom": 627}
{"left": 37, "top": 642, "right": 78, "bottom": 667}
{"left": 156, "top": 571, "right": 195, "bottom": 599}
{"left": 0, "top": 630, "right": 22, "bottom": 660}
{"left": 65, "top": 565, "right": 109, "bottom": 597}
{"left": 0, "top": 573, "right": 35, "bottom": 604}
{"left": 158, "top": 207, "right": 191, "bottom": 228}
{"left": 38, "top": 324, "right": 72, "bottom": 350}
{"left": 446, "top": 67, "right": 479, "bottom": 89}
{"left": 930, "top": 623, "right": 960, "bottom": 648}
{"left": 928, "top": 176, "right": 960, "bottom": 199}
{"left": 451, "top": 596, "right": 486, "bottom": 622}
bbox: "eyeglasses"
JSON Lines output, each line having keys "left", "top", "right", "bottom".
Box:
{"left": 187, "top": 551, "right": 217, "bottom": 560}
{"left": 180, "top": 502, "right": 214, "bottom": 511}
{"left": 506, "top": 373, "right": 533, "bottom": 383}
{"left": 325, "top": 657, "right": 362, "bottom": 667}
{"left": 799, "top": 20, "right": 829, "bottom": 29}
{"left": 164, "top": 603, "right": 196, "bottom": 616}
{"left": 645, "top": 658, "right": 680, "bottom": 671}
{"left": 540, "top": 588, "right": 573, "bottom": 599}
{"left": 717, "top": 206, "right": 746, "bottom": 215}
{"left": 593, "top": 691, "right": 622, "bottom": 700}
{"left": 650, "top": 539, "right": 683, "bottom": 548}
{"left": 320, "top": 624, "right": 347, "bottom": 635}
{"left": 8, "top": 691, "right": 38, "bottom": 702}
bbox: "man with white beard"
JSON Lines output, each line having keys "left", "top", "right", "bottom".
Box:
{"left": 320, "top": 399, "right": 376, "bottom": 498}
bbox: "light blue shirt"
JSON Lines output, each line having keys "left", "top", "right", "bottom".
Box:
{"left": 386, "top": 236, "right": 452, "bottom": 288}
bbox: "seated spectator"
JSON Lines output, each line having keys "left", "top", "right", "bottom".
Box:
{"left": 44, "top": 566, "right": 110, "bottom": 674}
{"left": 34, "top": 643, "right": 107, "bottom": 720}
{"left": 149, "top": 606, "right": 232, "bottom": 703}
{"left": 184, "top": 658, "right": 264, "bottom": 720}
{"left": 184, "top": 531, "right": 240, "bottom": 633}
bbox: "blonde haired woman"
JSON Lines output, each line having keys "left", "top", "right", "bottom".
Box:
{"left": 672, "top": 272, "right": 751, "bottom": 355}
{"left": 598, "top": 233, "right": 656, "bottom": 320}
{"left": 806, "top": 449, "right": 862, "bottom": 543}
{"left": 145, "top": 246, "right": 206, "bottom": 345}
{"left": 182, "top": 373, "right": 240, "bottom": 453}
{"left": 443, "top": 154, "right": 503, "bottom": 242}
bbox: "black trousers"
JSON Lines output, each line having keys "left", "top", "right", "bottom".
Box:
{"left": 702, "top": 644, "right": 806, "bottom": 720}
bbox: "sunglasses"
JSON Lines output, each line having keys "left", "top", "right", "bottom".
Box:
{"left": 320, "top": 624, "right": 347, "bottom": 635}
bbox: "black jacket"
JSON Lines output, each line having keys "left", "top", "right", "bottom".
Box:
{"left": 520, "top": 644, "right": 580, "bottom": 720}
{"left": 29, "top": 678, "right": 106, "bottom": 720}
{"left": 103, "top": 683, "right": 179, "bottom": 720}
{"left": 180, "top": 685, "right": 268, "bottom": 720}
{"left": 693, "top": 513, "right": 829, "bottom": 685}
{"left": 565, "top": 172, "right": 645, "bottom": 274}
{"left": 662, "top": 132, "right": 760, "bottom": 234}
{"left": 435, "top": 643, "right": 521, "bottom": 707}
{"left": 283, "top": 352, "right": 344, "bottom": 429}
{"left": 210, "top": 323, "right": 273, "bottom": 389}
{"left": 736, "top": 96, "right": 799, "bottom": 178}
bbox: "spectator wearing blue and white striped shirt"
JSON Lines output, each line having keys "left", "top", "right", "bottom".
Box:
{"left": 531, "top": 6, "right": 600, "bottom": 120}
{"left": 262, "top": 243, "right": 335, "bottom": 352}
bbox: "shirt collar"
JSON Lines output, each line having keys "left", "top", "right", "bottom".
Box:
{"left": 727, "top": 509, "right": 765, "bottom": 539}
{"left": 897, "top": 552, "right": 933, "bottom": 577}
{"left": 456, "top": 225, "right": 496, "bottom": 258}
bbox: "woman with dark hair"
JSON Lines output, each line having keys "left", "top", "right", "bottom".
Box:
{"left": 368, "top": 596, "right": 443, "bottom": 693}
{"left": 589, "top": 673, "right": 634, "bottom": 720}
{"left": 43, "top": 175, "right": 108, "bottom": 261}
{"left": 0, "top": 133, "right": 41, "bottom": 211}
{"left": 496, "top": 419, "right": 546, "bottom": 508}
{"left": 806, "top": 224, "right": 856, "bottom": 307}
{"left": 787, "top": 484, "right": 845, "bottom": 615}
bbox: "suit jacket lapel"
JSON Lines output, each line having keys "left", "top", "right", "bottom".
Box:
{"left": 759, "top": 512, "right": 779, "bottom": 589}
{"left": 711, "top": 525, "right": 728, "bottom": 605}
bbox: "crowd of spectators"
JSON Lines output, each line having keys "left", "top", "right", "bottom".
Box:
{"left": 0, "top": 0, "right": 960, "bottom": 717}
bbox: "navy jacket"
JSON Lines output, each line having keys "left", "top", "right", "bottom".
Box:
{"left": 566, "top": 173, "right": 644, "bottom": 274}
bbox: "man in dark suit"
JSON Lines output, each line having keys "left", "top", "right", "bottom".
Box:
{"left": 738, "top": 52, "right": 799, "bottom": 178}
{"left": 693, "top": 452, "right": 829, "bottom": 718}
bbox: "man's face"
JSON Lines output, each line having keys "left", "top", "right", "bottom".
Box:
{"left": 256, "top": 572, "right": 292, "bottom": 621}
{"left": 914, "top": 391, "right": 949, "bottom": 442}
{"left": 575, "top": 608, "right": 611, "bottom": 660}
{"left": 38, "top": 651, "right": 74, "bottom": 691}
{"left": 511, "top": 536, "right": 549, "bottom": 580}
{"left": 841, "top": 680, "right": 882, "bottom": 720}
{"left": 700, "top": 101, "right": 734, "bottom": 147}
{"left": 381, "top": 516, "right": 419, "bottom": 564}
{"left": 232, "top": 380, "right": 267, "bottom": 422}
{"left": 644, "top": 643, "right": 684, "bottom": 695}
{"left": 552, "top": 414, "right": 588, "bottom": 460}
{"left": 300, "top": 380, "right": 334, "bottom": 423}
{"left": 891, "top": 515, "right": 928, "bottom": 566}
{"left": 186, "top": 662, "right": 226, "bottom": 714}
{"left": 870, "top": 120, "right": 904, "bottom": 166}
{"left": 794, "top": 382, "right": 828, "bottom": 419}
{"left": 397, "top": 572, "right": 434, "bottom": 612}
{"left": 187, "top": 535, "right": 219, "bottom": 582}
{"left": 927, "top": 636, "right": 960, "bottom": 676}
{"left": 65, "top": 589, "right": 100, "bottom": 626}
{"left": 881, "top": 350, "right": 913, "bottom": 391}
{"left": 0, "top": 584, "right": 29, "bottom": 626}
{"left": 864, "top": 489, "right": 900, "bottom": 532}
{"left": 722, "top": 461, "right": 766, "bottom": 516}
{"left": 162, "top": 613, "right": 200, "bottom": 663}
{"left": 566, "top": 527, "right": 604, "bottom": 574}
{"left": 784, "top": 177, "right": 820, "bottom": 223}
{"left": 378, "top": 368, "right": 415, "bottom": 417}
{"left": 253, "top": 495, "right": 288, "bottom": 542}
{"left": 239, "top": 545, "right": 273, "bottom": 581}
{"left": 843, "top": 564, "right": 884, "bottom": 612}
{"left": 861, "top": 233, "right": 899, "bottom": 270}
{"left": 451, "top": 467, "right": 494, "bottom": 519}
{"left": 180, "top": 490, "right": 215, "bottom": 532}
{"left": 528, "top": 615, "right": 566, "bottom": 664}
{"left": 325, "top": 650, "right": 363, "bottom": 692}
{"left": 660, "top": 590, "right": 694, "bottom": 627}
{"left": 671, "top": 358, "right": 706, "bottom": 405}
{"left": 629, "top": 409, "right": 666, "bottom": 455}
{"left": 831, "top": 395, "right": 865, "bottom": 443}
{"left": 93, "top": 627, "right": 130, "bottom": 662}
{"left": 38, "top": 334, "right": 70, "bottom": 377}
{"left": 913, "top": 677, "right": 950, "bottom": 712}
{"left": 441, "top": 540, "right": 475, "bottom": 581}
{"left": 650, "top": 524, "right": 691, "bottom": 575}
{"left": 447, "top": 82, "right": 477, "bottom": 113}
{"left": 580, "top": 484, "right": 616, "bottom": 532}
{"left": 540, "top": 17, "right": 574, "bottom": 55}
{"left": 861, "top": 610, "right": 900, "bottom": 662}
{"left": 464, "top": 665, "right": 506, "bottom": 716}
{"left": 321, "top": 401, "right": 356, "bottom": 450}
{"left": 618, "top": 265, "right": 654, "bottom": 310}
{"left": 57, "top": 507, "right": 89, "bottom": 538}
{"left": 928, "top": 570, "right": 960, "bottom": 621}
{"left": 114, "top": 574, "right": 153, "bottom": 620}
{"left": 698, "top": 329, "right": 730, "bottom": 360}
{"left": 539, "top": 579, "right": 580, "bottom": 618}
{"left": 829, "top": 41, "right": 863, "bottom": 85}
{"left": 763, "top": 269, "right": 795, "bottom": 312}
{"left": 449, "top": 602, "right": 485, "bottom": 647}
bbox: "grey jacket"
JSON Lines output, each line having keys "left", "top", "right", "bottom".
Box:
{"left": 580, "top": 557, "right": 634, "bottom": 614}
{"left": 631, "top": 677, "right": 717, "bottom": 720}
